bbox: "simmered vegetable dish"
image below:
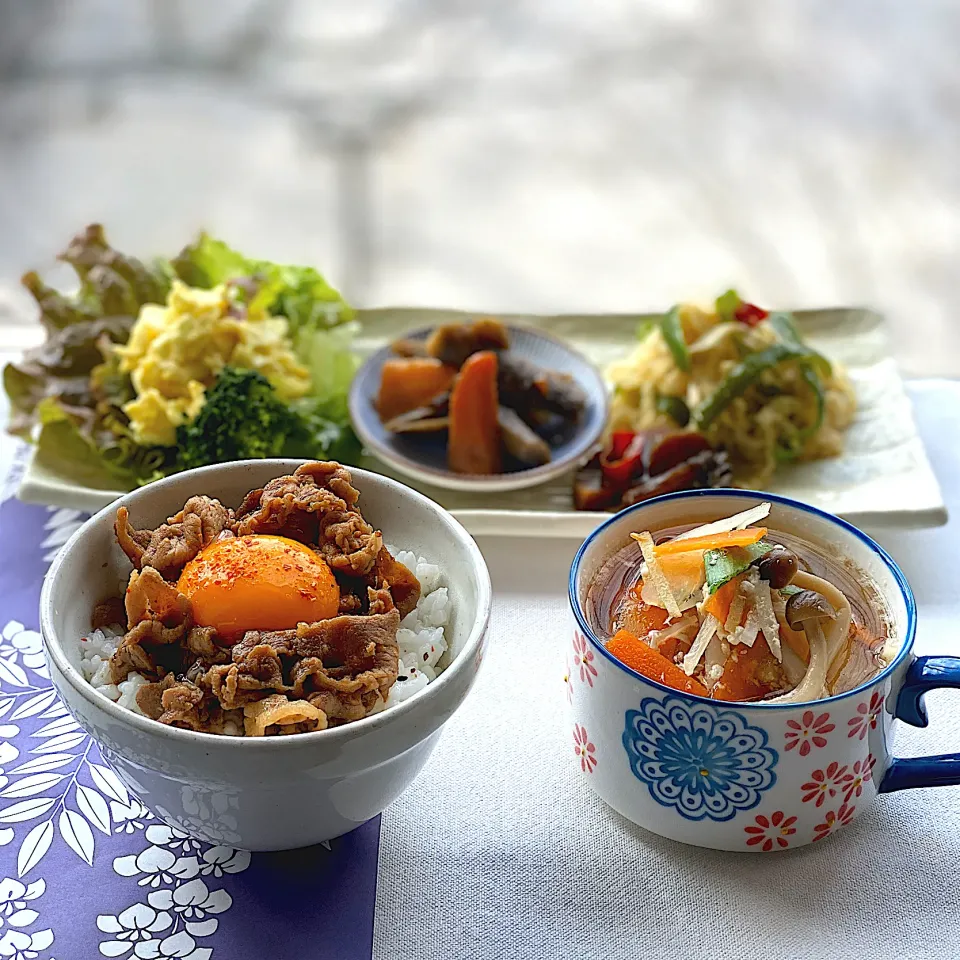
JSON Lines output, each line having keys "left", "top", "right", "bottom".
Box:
{"left": 376, "top": 319, "right": 587, "bottom": 475}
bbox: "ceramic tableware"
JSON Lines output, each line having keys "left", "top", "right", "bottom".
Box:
{"left": 348, "top": 323, "right": 608, "bottom": 493}
{"left": 40, "top": 460, "right": 492, "bottom": 851}
{"left": 567, "top": 489, "right": 959, "bottom": 851}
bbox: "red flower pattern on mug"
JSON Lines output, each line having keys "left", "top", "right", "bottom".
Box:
{"left": 564, "top": 659, "right": 573, "bottom": 704}
{"left": 813, "top": 802, "right": 857, "bottom": 842}
{"left": 573, "top": 723, "right": 597, "bottom": 773}
{"left": 743, "top": 811, "right": 797, "bottom": 851}
{"left": 572, "top": 632, "right": 598, "bottom": 686}
{"left": 847, "top": 691, "right": 884, "bottom": 740}
{"left": 840, "top": 754, "right": 877, "bottom": 803}
{"left": 801, "top": 761, "right": 848, "bottom": 807}
{"left": 784, "top": 710, "right": 835, "bottom": 756}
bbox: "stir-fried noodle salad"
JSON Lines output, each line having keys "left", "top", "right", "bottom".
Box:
{"left": 606, "top": 291, "right": 856, "bottom": 487}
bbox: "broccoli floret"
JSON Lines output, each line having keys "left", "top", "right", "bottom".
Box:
{"left": 176, "top": 366, "right": 302, "bottom": 470}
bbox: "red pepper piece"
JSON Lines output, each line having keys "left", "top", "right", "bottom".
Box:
{"left": 600, "top": 432, "right": 647, "bottom": 489}
{"left": 733, "top": 302, "right": 769, "bottom": 327}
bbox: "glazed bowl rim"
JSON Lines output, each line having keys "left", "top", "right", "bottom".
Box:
{"left": 40, "top": 459, "right": 493, "bottom": 750}
{"left": 568, "top": 487, "right": 916, "bottom": 710}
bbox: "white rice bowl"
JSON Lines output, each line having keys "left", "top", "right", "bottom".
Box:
{"left": 79, "top": 547, "right": 451, "bottom": 732}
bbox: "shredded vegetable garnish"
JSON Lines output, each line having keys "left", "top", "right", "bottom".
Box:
{"left": 683, "top": 613, "right": 719, "bottom": 675}
{"left": 730, "top": 610, "right": 760, "bottom": 648}
{"left": 676, "top": 502, "right": 771, "bottom": 541}
{"left": 754, "top": 580, "right": 782, "bottom": 662}
{"left": 633, "top": 532, "right": 681, "bottom": 618}
{"left": 724, "top": 580, "right": 747, "bottom": 634}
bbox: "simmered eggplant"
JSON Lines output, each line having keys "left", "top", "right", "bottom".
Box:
{"left": 498, "top": 406, "right": 551, "bottom": 467}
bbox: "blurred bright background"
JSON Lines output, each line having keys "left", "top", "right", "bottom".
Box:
{"left": 1, "top": 0, "right": 958, "bottom": 374}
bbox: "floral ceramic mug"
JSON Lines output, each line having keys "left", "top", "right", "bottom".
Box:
{"left": 567, "top": 489, "right": 960, "bottom": 851}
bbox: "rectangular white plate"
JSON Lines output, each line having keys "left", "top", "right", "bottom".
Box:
{"left": 16, "top": 306, "right": 947, "bottom": 536}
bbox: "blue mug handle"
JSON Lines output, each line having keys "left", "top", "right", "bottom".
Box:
{"left": 879, "top": 656, "right": 960, "bottom": 792}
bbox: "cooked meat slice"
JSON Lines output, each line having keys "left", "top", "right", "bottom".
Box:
{"left": 92, "top": 596, "right": 125, "bottom": 630}
{"left": 109, "top": 626, "right": 161, "bottom": 683}
{"left": 243, "top": 694, "right": 327, "bottom": 736}
{"left": 306, "top": 689, "right": 381, "bottom": 725}
{"left": 203, "top": 665, "right": 264, "bottom": 710}
{"left": 109, "top": 616, "right": 190, "bottom": 683}
{"left": 336, "top": 548, "right": 420, "bottom": 618}
{"left": 170, "top": 496, "right": 233, "bottom": 543}
{"left": 338, "top": 592, "right": 363, "bottom": 615}
{"left": 124, "top": 567, "right": 191, "bottom": 628}
{"left": 115, "top": 496, "right": 232, "bottom": 579}
{"left": 135, "top": 674, "right": 173, "bottom": 719}
{"left": 236, "top": 487, "right": 264, "bottom": 519}
{"left": 136, "top": 674, "right": 209, "bottom": 731}
{"left": 115, "top": 506, "right": 151, "bottom": 569}
{"left": 235, "top": 462, "right": 382, "bottom": 576}
{"left": 291, "top": 609, "right": 400, "bottom": 703}
{"left": 183, "top": 626, "right": 228, "bottom": 665}
{"left": 371, "top": 547, "right": 420, "bottom": 618}
{"left": 203, "top": 635, "right": 292, "bottom": 709}
{"left": 231, "top": 629, "right": 296, "bottom": 663}
{"left": 367, "top": 585, "right": 396, "bottom": 616}
{"left": 232, "top": 642, "right": 286, "bottom": 688}
{"left": 158, "top": 678, "right": 208, "bottom": 730}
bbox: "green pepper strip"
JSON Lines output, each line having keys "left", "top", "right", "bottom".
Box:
{"left": 655, "top": 393, "right": 691, "bottom": 427}
{"left": 660, "top": 305, "right": 691, "bottom": 373}
{"left": 715, "top": 288, "right": 742, "bottom": 323}
{"left": 765, "top": 312, "right": 829, "bottom": 462}
{"left": 693, "top": 342, "right": 827, "bottom": 430}
{"left": 775, "top": 365, "right": 826, "bottom": 463}
{"left": 766, "top": 312, "right": 832, "bottom": 377}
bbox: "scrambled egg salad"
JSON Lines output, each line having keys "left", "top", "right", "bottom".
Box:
{"left": 115, "top": 281, "right": 311, "bottom": 445}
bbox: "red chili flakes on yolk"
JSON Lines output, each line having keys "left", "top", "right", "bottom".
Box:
{"left": 176, "top": 535, "right": 339, "bottom": 637}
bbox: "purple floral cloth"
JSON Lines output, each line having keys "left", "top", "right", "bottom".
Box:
{"left": 0, "top": 492, "right": 380, "bottom": 960}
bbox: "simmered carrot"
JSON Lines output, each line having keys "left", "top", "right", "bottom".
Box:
{"left": 701, "top": 575, "right": 742, "bottom": 623}
{"left": 377, "top": 358, "right": 456, "bottom": 422}
{"left": 448, "top": 351, "right": 502, "bottom": 475}
{"left": 653, "top": 527, "right": 767, "bottom": 556}
{"left": 712, "top": 635, "right": 786, "bottom": 702}
{"left": 606, "top": 630, "right": 708, "bottom": 697}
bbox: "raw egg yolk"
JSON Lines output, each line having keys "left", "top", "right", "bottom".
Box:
{"left": 177, "top": 535, "right": 339, "bottom": 636}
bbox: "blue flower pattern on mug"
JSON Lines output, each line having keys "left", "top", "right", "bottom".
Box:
{"left": 623, "top": 696, "right": 778, "bottom": 821}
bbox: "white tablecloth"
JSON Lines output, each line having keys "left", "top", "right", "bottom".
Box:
{"left": 375, "top": 380, "right": 960, "bottom": 960}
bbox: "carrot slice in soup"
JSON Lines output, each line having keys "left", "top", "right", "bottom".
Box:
{"left": 653, "top": 528, "right": 767, "bottom": 556}
{"left": 712, "top": 634, "right": 788, "bottom": 702}
{"left": 606, "top": 630, "right": 708, "bottom": 697}
{"left": 701, "top": 575, "right": 741, "bottom": 623}
{"left": 377, "top": 358, "right": 456, "bottom": 422}
{"left": 448, "top": 351, "right": 502, "bottom": 475}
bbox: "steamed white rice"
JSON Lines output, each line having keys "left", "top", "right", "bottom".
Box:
{"left": 79, "top": 548, "right": 451, "bottom": 724}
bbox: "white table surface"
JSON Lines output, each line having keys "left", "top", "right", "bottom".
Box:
{"left": 2, "top": 375, "right": 959, "bottom": 957}
{"left": 374, "top": 379, "right": 960, "bottom": 960}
